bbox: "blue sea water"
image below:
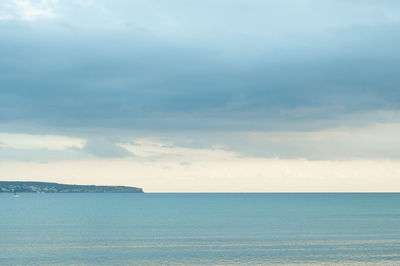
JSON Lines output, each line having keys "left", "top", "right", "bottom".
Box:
{"left": 1, "top": 193, "right": 400, "bottom": 265}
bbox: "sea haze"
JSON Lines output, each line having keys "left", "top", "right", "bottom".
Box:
{"left": 1, "top": 193, "right": 400, "bottom": 265}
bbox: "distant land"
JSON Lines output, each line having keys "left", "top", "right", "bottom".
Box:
{"left": 0, "top": 181, "right": 143, "bottom": 193}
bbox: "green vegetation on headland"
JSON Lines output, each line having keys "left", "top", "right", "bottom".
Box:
{"left": 0, "top": 181, "right": 143, "bottom": 193}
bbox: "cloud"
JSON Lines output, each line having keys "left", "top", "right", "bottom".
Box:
{"left": 0, "top": 133, "right": 84, "bottom": 150}
{"left": 119, "top": 138, "right": 237, "bottom": 162}
{"left": 0, "top": 14, "right": 13, "bottom": 21}
{"left": 82, "top": 138, "right": 133, "bottom": 158}
{"left": 0, "top": 133, "right": 140, "bottom": 160}
{"left": 1, "top": 22, "right": 400, "bottom": 132}
{"left": 0, "top": 0, "right": 59, "bottom": 21}
{"left": 1, "top": 1, "right": 400, "bottom": 161}
{"left": 2, "top": 122, "right": 399, "bottom": 162}
{"left": 213, "top": 123, "right": 400, "bottom": 160}
{"left": 0, "top": 132, "right": 87, "bottom": 162}
{"left": 73, "top": 0, "right": 94, "bottom": 7}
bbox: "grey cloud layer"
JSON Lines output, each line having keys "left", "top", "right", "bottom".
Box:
{"left": 2, "top": 23, "right": 400, "bottom": 130}
{"left": 1, "top": 0, "right": 400, "bottom": 159}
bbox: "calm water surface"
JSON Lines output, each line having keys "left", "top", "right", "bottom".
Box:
{"left": 1, "top": 193, "right": 400, "bottom": 265}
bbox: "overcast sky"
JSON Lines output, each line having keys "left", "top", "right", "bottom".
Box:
{"left": 1, "top": 0, "right": 400, "bottom": 191}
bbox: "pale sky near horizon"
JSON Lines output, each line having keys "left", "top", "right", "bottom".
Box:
{"left": 1, "top": 0, "right": 400, "bottom": 192}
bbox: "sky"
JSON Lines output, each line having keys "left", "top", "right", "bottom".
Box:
{"left": 1, "top": 0, "right": 400, "bottom": 192}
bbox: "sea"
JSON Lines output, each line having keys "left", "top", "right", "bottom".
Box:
{"left": 1, "top": 193, "right": 400, "bottom": 265}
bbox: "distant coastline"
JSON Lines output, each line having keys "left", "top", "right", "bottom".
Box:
{"left": 0, "top": 181, "right": 143, "bottom": 193}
